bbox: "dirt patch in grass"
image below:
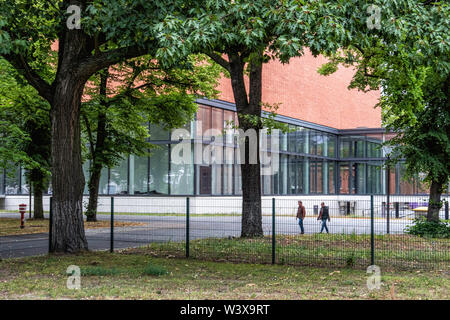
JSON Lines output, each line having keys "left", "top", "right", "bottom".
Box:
{"left": 0, "top": 218, "right": 146, "bottom": 236}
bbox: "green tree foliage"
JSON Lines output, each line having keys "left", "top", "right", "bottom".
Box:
{"left": 317, "top": 1, "right": 449, "bottom": 221}
{"left": 0, "top": 0, "right": 216, "bottom": 252}
{"left": 81, "top": 55, "right": 220, "bottom": 221}
{"left": 0, "top": 58, "right": 51, "bottom": 218}
{"left": 150, "top": 0, "right": 408, "bottom": 237}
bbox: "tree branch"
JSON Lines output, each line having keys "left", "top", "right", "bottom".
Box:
{"left": 77, "top": 45, "right": 152, "bottom": 81}
{"left": 3, "top": 54, "right": 54, "bottom": 104}
{"left": 206, "top": 52, "right": 231, "bottom": 72}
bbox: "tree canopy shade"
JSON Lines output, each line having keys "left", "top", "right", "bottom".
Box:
{"left": 318, "top": 1, "right": 449, "bottom": 221}
{"left": 0, "top": 0, "right": 201, "bottom": 252}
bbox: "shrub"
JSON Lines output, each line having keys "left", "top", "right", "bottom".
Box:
{"left": 405, "top": 217, "right": 450, "bottom": 238}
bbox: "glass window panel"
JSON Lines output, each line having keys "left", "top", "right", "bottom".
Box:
{"left": 211, "top": 164, "right": 222, "bottom": 195}
{"left": 296, "top": 127, "right": 305, "bottom": 154}
{"left": 340, "top": 139, "right": 351, "bottom": 158}
{"left": 5, "top": 166, "right": 20, "bottom": 194}
{"left": 20, "top": 167, "right": 29, "bottom": 194}
{"left": 223, "top": 146, "right": 234, "bottom": 195}
{"left": 339, "top": 163, "right": 350, "bottom": 194}
{"left": 224, "top": 110, "right": 235, "bottom": 144}
{"left": 309, "top": 160, "right": 323, "bottom": 194}
{"left": 354, "top": 140, "right": 365, "bottom": 158}
{"left": 99, "top": 167, "right": 109, "bottom": 195}
{"left": 109, "top": 157, "right": 129, "bottom": 195}
{"left": 309, "top": 130, "right": 317, "bottom": 155}
{"left": 398, "top": 163, "right": 414, "bottom": 194}
{"left": 327, "top": 135, "right": 336, "bottom": 158}
{"left": 288, "top": 125, "right": 296, "bottom": 153}
{"left": 279, "top": 122, "right": 288, "bottom": 152}
{"left": 316, "top": 134, "right": 324, "bottom": 156}
{"left": 328, "top": 162, "right": 335, "bottom": 194}
{"left": 82, "top": 161, "right": 90, "bottom": 195}
{"left": 171, "top": 144, "right": 194, "bottom": 195}
{"left": 367, "top": 141, "right": 381, "bottom": 158}
{"left": 197, "top": 105, "right": 211, "bottom": 140}
{"left": 367, "top": 163, "right": 382, "bottom": 194}
{"left": 212, "top": 108, "right": 223, "bottom": 132}
{"left": 234, "top": 164, "right": 242, "bottom": 195}
{"left": 223, "top": 164, "right": 233, "bottom": 195}
{"left": 317, "top": 161, "right": 323, "bottom": 193}
{"left": 150, "top": 145, "right": 169, "bottom": 194}
{"left": 273, "top": 164, "right": 279, "bottom": 195}
{"left": 355, "top": 163, "right": 366, "bottom": 194}
{"left": 130, "top": 155, "right": 149, "bottom": 195}
{"left": 280, "top": 155, "right": 288, "bottom": 195}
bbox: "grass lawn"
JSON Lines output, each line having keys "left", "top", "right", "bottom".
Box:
{"left": 0, "top": 250, "right": 448, "bottom": 300}
{"left": 0, "top": 218, "right": 146, "bottom": 236}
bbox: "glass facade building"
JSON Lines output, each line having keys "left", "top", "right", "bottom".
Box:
{"left": 1, "top": 99, "right": 447, "bottom": 197}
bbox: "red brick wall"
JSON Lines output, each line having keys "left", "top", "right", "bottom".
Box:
{"left": 216, "top": 51, "right": 381, "bottom": 129}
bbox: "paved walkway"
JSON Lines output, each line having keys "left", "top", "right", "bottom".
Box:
{"left": 0, "top": 228, "right": 146, "bottom": 259}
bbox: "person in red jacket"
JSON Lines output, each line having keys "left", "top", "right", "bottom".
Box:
{"left": 296, "top": 201, "right": 306, "bottom": 234}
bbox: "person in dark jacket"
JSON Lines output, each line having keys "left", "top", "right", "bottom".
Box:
{"left": 317, "top": 202, "right": 330, "bottom": 233}
{"left": 296, "top": 200, "right": 306, "bottom": 234}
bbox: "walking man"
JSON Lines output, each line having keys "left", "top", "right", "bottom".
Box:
{"left": 296, "top": 200, "right": 306, "bottom": 234}
{"left": 318, "top": 202, "right": 330, "bottom": 234}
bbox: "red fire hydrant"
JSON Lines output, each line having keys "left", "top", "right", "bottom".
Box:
{"left": 19, "top": 204, "right": 27, "bottom": 229}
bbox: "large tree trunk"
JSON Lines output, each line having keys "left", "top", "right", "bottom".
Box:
{"left": 228, "top": 52, "right": 264, "bottom": 237}
{"left": 32, "top": 182, "right": 44, "bottom": 219}
{"left": 50, "top": 74, "right": 88, "bottom": 253}
{"left": 427, "top": 179, "right": 444, "bottom": 222}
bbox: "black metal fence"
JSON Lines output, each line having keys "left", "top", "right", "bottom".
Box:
{"left": 1, "top": 195, "right": 449, "bottom": 269}
{"left": 86, "top": 195, "right": 450, "bottom": 270}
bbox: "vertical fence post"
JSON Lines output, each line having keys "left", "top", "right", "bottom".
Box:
{"left": 272, "top": 198, "right": 276, "bottom": 265}
{"left": 186, "top": 197, "right": 190, "bottom": 258}
{"left": 445, "top": 201, "right": 449, "bottom": 220}
{"left": 370, "top": 195, "right": 375, "bottom": 266}
{"left": 386, "top": 199, "right": 390, "bottom": 234}
{"left": 110, "top": 197, "right": 114, "bottom": 253}
{"left": 29, "top": 185, "right": 32, "bottom": 219}
{"left": 395, "top": 202, "right": 399, "bottom": 219}
{"left": 48, "top": 196, "right": 53, "bottom": 253}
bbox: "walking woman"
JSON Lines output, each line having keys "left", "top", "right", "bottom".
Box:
{"left": 318, "top": 202, "right": 330, "bottom": 233}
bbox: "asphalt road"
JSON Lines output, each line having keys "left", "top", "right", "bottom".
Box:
{"left": 0, "top": 212, "right": 417, "bottom": 259}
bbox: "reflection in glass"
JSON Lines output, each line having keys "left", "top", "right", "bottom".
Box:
{"left": 149, "top": 145, "right": 169, "bottom": 194}
{"left": 110, "top": 157, "right": 129, "bottom": 195}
